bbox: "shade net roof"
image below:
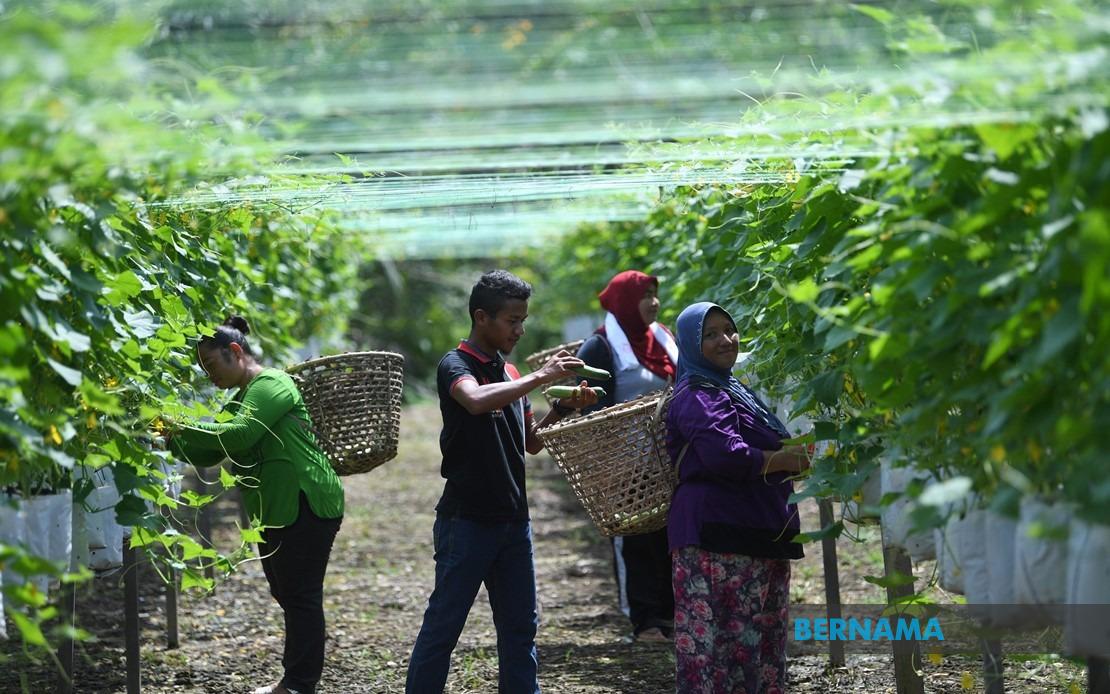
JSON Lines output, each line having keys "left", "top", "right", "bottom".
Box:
{"left": 110, "top": 0, "right": 1110, "bottom": 257}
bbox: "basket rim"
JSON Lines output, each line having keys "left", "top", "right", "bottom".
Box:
{"left": 537, "top": 387, "right": 670, "bottom": 437}
{"left": 524, "top": 339, "right": 585, "bottom": 367}
{"left": 287, "top": 350, "right": 404, "bottom": 374}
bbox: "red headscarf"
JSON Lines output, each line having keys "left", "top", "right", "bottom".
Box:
{"left": 597, "top": 270, "right": 675, "bottom": 380}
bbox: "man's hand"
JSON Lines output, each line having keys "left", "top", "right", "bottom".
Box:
{"left": 538, "top": 349, "right": 584, "bottom": 383}
{"left": 556, "top": 380, "right": 599, "bottom": 411}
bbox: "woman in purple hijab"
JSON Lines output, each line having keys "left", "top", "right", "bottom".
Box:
{"left": 666, "top": 302, "right": 811, "bottom": 694}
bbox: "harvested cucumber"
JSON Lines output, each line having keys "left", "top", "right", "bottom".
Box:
{"left": 571, "top": 364, "right": 611, "bottom": 380}
{"left": 545, "top": 385, "right": 606, "bottom": 400}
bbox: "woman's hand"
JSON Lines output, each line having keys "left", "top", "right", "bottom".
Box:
{"left": 762, "top": 445, "right": 811, "bottom": 475}
{"left": 538, "top": 349, "right": 584, "bottom": 383}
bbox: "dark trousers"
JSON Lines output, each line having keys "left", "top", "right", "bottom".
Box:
{"left": 406, "top": 516, "right": 541, "bottom": 694}
{"left": 612, "top": 527, "right": 674, "bottom": 634}
{"left": 260, "top": 493, "right": 342, "bottom": 694}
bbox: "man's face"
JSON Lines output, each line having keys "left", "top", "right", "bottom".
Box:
{"left": 476, "top": 298, "right": 528, "bottom": 354}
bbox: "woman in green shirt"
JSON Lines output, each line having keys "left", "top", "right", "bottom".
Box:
{"left": 168, "top": 316, "right": 344, "bottom": 694}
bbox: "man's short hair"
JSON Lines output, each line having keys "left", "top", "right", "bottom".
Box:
{"left": 469, "top": 270, "right": 532, "bottom": 322}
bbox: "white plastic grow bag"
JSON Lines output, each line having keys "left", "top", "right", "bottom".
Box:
{"left": 953, "top": 508, "right": 990, "bottom": 609}
{"left": 1013, "top": 498, "right": 1070, "bottom": 622}
{"left": 879, "top": 460, "right": 936, "bottom": 562}
{"left": 0, "top": 497, "right": 25, "bottom": 592}
{"left": 23, "top": 491, "right": 73, "bottom": 596}
{"left": 76, "top": 467, "right": 125, "bottom": 571}
{"left": 1064, "top": 518, "right": 1110, "bottom": 657}
{"left": 934, "top": 514, "right": 966, "bottom": 595}
{"left": 983, "top": 509, "right": 1022, "bottom": 626}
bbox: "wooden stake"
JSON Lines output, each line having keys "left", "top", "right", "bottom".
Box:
{"left": 880, "top": 525, "right": 924, "bottom": 694}
{"left": 817, "top": 498, "right": 845, "bottom": 668}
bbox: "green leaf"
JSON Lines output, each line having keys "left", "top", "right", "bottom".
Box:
{"left": 785, "top": 278, "right": 819, "bottom": 304}
{"left": 851, "top": 3, "right": 894, "bottom": 25}
{"left": 114, "top": 494, "right": 148, "bottom": 526}
{"left": 1034, "top": 299, "right": 1080, "bottom": 365}
{"left": 123, "top": 309, "right": 160, "bottom": 339}
{"left": 39, "top": 242, "right": 72, "bottom": 280}
{"left": 103, "top": 270, "right": 143, "bottom": 305}
{"left": 8, "top": 610, "right": 47, "bottom": 647}
{"left": 810, "top": 370, "right": 844, "bottom": 406}
{"left": 180, "top": 567, "right": 210, "bottom": 592}
{"left": 863, "top": 571, "right": 916, "bottom": 589}
{"left": 793, "top": 521, "right": 844, "bottom": 543}
{"left": 218, "top": 466, "right": 236, "bottom": 489}
{"left": 79, "top": 379, "right": 124, "bottom": 415}
{"left": 47, "top": 357, "right": 82, "bottom": 386}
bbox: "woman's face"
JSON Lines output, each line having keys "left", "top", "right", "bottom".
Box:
{"left": 638, "top": 285, "right": 660, "bottom": 325}
{"left": 701, "top": 309, "right": 738, "bottom": 372}
{"left": 198, "top": 343, "right": 245, "bottom": 389}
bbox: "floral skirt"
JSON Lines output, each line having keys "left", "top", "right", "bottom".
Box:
{"left": 672, "top": 546, "right": 791, "bottom": 694}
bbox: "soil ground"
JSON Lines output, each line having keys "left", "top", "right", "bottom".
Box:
{"left": 1, "top": 403, "right": 1090, "bottom": 693}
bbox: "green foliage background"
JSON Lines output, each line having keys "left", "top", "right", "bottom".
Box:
{"left": 1, "top": 3, "right": 366, "bottom": 649}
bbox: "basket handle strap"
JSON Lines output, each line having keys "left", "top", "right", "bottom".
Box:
{"left": 674, "top": 441, "right": 691, "bottom": 475}
{"left": 652, "top": 385, "right": 690, "bottom": 475}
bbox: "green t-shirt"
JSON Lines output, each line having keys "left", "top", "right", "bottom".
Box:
{"left": 171, "top": 368, "right": 344, "bottom": 526}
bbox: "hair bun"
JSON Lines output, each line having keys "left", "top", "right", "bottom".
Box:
{"left": 224, "top": 315, "right": 251, "bottom": 335}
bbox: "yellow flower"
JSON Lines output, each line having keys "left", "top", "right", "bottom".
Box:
{"left": 46, "top": 425, "right": 62, "bottom": 446}
{"left": 86, "top": 413, "right": 97, "bottom": 430}
{"left": 961, "top": 672, "right": 974, "bottom": 690}
{"left": 990, "top": 444, "right": 1006, "bottom": 463}
{"left": 927, "top": 652, "right": 943, "bottom": 665}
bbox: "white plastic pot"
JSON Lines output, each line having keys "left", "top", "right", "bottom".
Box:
{"left": 1064, "top": 518, "right": 1110, "bottom": 657}
{"left": 879, "top": 460, "right": 936, "bottom": 561}
{"left": 1013, "top": 498, "right": 1070, "bottom": 623}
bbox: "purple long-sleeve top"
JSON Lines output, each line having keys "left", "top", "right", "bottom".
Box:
{"left": 665, "top": 380, "right": 804, "bottom": 560}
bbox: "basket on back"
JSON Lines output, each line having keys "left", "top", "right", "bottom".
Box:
{"left": 286, "top": 351, "right": 404, "bottom": 476}
{"left": 525, "top": 339, "right": 585, "bottom": 404}
{"left": 537, "top": 388, "right": 675, "bottom": 536}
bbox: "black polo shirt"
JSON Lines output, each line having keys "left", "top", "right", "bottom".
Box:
{"left": 435, "top": 340, "right": 534, "bottom": 522}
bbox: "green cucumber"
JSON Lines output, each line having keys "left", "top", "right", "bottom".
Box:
{"left": 545, "top": 385, "right": 606, "bottom": 400}
{"left": 571, "top": 364, "right": 611, "bottom": 380}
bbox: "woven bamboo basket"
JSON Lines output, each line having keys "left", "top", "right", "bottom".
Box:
{"left": 286, "top": 351, "right": 404, "bottom": 476}
{"left": 525, "top": 339, "right": 585, "bottom": 405}
{"left": 537, "top": 388, "right": 675, "bottom": 536}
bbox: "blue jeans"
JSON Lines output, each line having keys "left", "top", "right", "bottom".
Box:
{"left": 405, "top": 516, "right": 541, "bottom": 694}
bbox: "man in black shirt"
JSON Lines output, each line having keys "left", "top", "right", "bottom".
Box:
{"left": 405, "top": 270, "right": 597, "bottom": 694}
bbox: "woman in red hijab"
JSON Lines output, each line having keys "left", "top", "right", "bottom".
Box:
{"left": 574, "top": 270, "right": 679, "bottom": 643}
